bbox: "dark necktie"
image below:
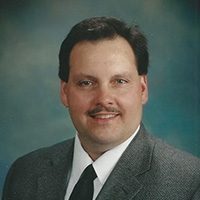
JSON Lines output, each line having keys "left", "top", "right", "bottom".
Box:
{"left": 69, "top": 164, "right": 97, "bottom": 200}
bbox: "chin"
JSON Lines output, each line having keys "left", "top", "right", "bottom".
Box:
{"left": 89, "top": 133, "right": 123, "bottom": 147}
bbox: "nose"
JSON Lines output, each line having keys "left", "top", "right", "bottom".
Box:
{"left": 94, "top": 85, "right": 115, "bottom": 107}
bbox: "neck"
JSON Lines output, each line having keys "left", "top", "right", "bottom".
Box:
{"left": 81, "top": 144, "right": 108, "bottom": 161}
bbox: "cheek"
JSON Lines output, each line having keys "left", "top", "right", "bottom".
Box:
{"left": 68, "top": 91, "right": 93, "bottom": 113}
{"left": 118, "top": 89, "right": 143, "bottom": 116}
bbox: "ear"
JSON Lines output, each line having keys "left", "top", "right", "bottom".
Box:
{"left": 60, "top": 80, "right": 69, "bottom": 107}
{"left": 140, "top": 75, "right": 148, "bottom": 105}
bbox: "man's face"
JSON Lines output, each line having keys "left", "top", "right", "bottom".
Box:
{"left": 61, "top": 37, "right": 148, "bottom": 158}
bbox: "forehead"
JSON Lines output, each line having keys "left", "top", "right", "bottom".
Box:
{"left": 70, "top": 36, "right": 136, "bottom": 66}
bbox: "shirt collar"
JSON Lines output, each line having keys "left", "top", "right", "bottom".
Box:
{"left": 70, "top": 135, "right": 93, "bottom": 185}
{"left": 93, "top": 125, "right": 140, "bottom": 184}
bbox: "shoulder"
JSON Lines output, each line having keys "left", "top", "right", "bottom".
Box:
{"left": 139, "top": 125, "right": 200, "bottom": 173}
{"left": 150, "top": 135, "right": 200, "bottom": 186}
{"left": 137, "top": 127, "right": 200, "bottom": 197}
{"left": 5, "top": 138, "right": 74, "bottom": 180}
{"left": 2, "top": 139, "right": 75, "bottom": 199}
{"left": 16, "top": 138, "right": 74, "bottom": 162}
{"left": 153, "top": 136, "right": 200, "bottom": 170}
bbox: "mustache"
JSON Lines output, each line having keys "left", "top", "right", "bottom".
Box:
{"left": 87, "top": 105, "right": 120, "bottom": 116}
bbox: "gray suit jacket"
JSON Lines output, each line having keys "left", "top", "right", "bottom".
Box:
{"left": 2, "top": 125, "right": 200, "bottom": 200}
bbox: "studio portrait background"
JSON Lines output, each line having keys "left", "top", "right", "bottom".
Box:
{"left": 0, "top": 0, "right": 199, "bottom": 197}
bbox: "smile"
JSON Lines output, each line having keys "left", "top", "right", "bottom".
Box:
{"left": 88, "top": 111, "right": 120, "bottom": 121}
{"left": 92, "top": 114, "right": 118, "bottom": 119}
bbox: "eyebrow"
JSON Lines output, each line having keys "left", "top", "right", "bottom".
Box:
{"left": 111, "top": 73, "right": 132, "bottom": 79}
{"left": 72, "top": 73, "right": 97, "bottom": 81}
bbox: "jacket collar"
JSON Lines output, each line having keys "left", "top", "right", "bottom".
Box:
{"left": 96, "top": 124, "right": 155, "bottom": 200}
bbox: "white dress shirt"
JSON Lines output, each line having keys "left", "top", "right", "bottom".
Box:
{"left": 64, "top": 125, "right": 140, "bottom": 200}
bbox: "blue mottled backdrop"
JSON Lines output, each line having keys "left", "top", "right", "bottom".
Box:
{"left": 0, "top": 0, "right": 199, "bottom": 197}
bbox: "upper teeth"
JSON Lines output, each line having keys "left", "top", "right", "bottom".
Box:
{"left": 93, "top": 114, "right": 116, "bottom": 119}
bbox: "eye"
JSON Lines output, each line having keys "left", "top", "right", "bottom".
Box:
{"left": 115, "top": 79, "right": 128, "bottom": 84}
{"left": 78, "top": 80, "right": 94, "bottom": 87}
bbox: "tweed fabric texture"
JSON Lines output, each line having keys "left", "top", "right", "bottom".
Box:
{"left": 2, "top": 125, "right": 200, "bottom": 200}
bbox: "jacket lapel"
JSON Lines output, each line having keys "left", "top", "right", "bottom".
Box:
{"left": 96, "top": 125, "right": 155, "bottom": 200}
{"left": 36, "top": 139, "right": 74, "bottom": 200}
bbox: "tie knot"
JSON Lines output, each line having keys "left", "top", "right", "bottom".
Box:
{"left": 81, "top": 164, "right": 97, "bottom": 181}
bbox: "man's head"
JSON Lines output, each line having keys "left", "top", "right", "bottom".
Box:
{"left": 59, "top": 17, "right": 149, "bottom": 160}
{"left": 59, "top": 16, "right": 149, "bottom": 82}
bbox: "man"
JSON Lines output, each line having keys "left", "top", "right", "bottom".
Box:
{"left": 2, "top": 17, "right": 200, "bottom": 200}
